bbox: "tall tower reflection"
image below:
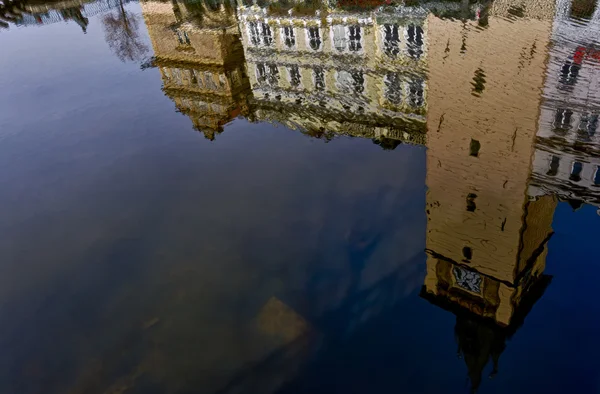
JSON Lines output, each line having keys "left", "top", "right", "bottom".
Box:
{"left": 141, "top": 0, "right": 251, "bottom": 140}
{"left": 422, "top": 1, "right": 557, "bottom": 392}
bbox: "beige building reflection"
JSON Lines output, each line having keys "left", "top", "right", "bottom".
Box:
{"left": 422, "top": 1, "right": 557, "bottom": 392}
{"left": 236, "top": 0, "right": 431, "bottom": 145}
{"left": 141, "top": 0, "right": 251, "bottom": 140}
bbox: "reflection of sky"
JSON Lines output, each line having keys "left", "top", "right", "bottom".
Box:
{"left": 0, "top": 4, "right": 428, "bottom": 393}
{"left": 0, "top": 2, "right": 599, "bottom": 394}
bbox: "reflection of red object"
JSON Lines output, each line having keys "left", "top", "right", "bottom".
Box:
{"left": 35, "top": 15, "right": 42, "bottom": 23}
{"left": 574, "top": 46, "right": 586, "bottom": 64}
{"left": 573, "top": 46, "right": 600, "bottom": 64}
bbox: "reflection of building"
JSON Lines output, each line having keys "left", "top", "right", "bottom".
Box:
{"left": 236, "top": 1, "right": 431, "bottom": 146}
{"left": 142, "top": 0, "right": 251, "bottom": 139}
{"left": 422, "top": 2, "right": 556, "bottom": 392}
{"left": 528, "top": 0, "right": 600, "bottom": 210}
{"left": 0, "top": 0, "right": 124, "bottom": 31}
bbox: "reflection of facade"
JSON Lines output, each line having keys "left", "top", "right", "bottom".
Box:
{"left": 237, "top": 2, "right": 430, "bottom": 146}
{"left": 142, "top": 0, "right": 251, "bottom": 139}
{"left": 422, "top": 2, "right": 556, "bottom": 392}
{"left": 528, "top": 0, "right": 600, "bottom": 210}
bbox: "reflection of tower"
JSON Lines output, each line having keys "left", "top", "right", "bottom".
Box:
{"left": 141, "top": 0, "right": 251, "bottom": 140}
{"left": 422, "top": 2, "right": 556, "bottom": 392}
{"left": 236, "top": 1, "right": 431, "bottom": 146}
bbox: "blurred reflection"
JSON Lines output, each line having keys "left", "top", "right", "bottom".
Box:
{"left": 422, "top": 1, "right": 558, "bottom": 392}
{"left": 529, "top": 0, "right": 600, "bottom": 211}
{"left": 102, "top": 0, "right": 149, "bottom": 61}
{"left": 236, "top": 0, "right": 433, "bottom": 146}
{"left": 142, "top": 0, "right": 252, "bottom": 139}
{"left": 0, "top": 0, "right": 134, "bottom": 31}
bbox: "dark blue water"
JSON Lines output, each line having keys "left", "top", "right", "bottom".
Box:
{"left": 0, "top": 0, "right": 599, "bottom": 393}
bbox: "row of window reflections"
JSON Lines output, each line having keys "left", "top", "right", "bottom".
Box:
{"left": 255, "top": 63, "right": 424, "bottom": 107}
{"left": 547, "top": 155, "right": 600, "bottom": 184}
{"left": 248, "top": 22, "right": 424, "bottom": 59}
{"left": 161, "top": 67, "right": 232, "bottom": 91}
{"left": 553, "top": 108, "right": 598, "bottom": 138}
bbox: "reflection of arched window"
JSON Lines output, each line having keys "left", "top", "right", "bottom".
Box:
{"left": 383, "top": 24, "right": 400, "bottom": 57}
{"left": 384, "top": 72, "right": 402, "bottom": 105}
{"left": 308, "top": 27, "right": 321, "bottom": 50}
{"left": 553, "top": 108, "right": 573, "bottom": 133}
{"left": 408, "top": 78, "right": 424, "bottom": 107}
{"left": 547, "top": 155, "right": 560, "bottom": 176}
{"left": 570, "top": 161, "right": 583, "bottom": 182}
{"left": 406, "top": 25, "right": 424, "bottom": 59}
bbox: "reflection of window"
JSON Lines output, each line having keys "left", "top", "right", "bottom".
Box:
{"left": 406, "top": 25, "right": 424, "bottom": 59}
{"left": 469, "top": 139, "right": 480, "bottom": 157}
{"left": 189, "top": 69, "right": 197, "bottom": 85}
{"left": 288, "top": 65, "right": 301, "bottom": 88}
{"left": 384, "top": 72, "right": 402, "bottom": 105}
{"left": 313, "top": 67, "right": 325, "bottom": 91}
{"left": 570, "top": 161, "right": 583, "bottom": 182}
{"left": 337, "top": 70, "right": 364, "bottom": 94}
{"left": 383, "top": 24, "right": 400, "bottom": 57}
{"left": 407, "top": 78, "right": 424, "bottom": 107}
{"left": 560, "top": 60, "right": 581, "bottom": 85}
{"left": 248, "top": 21, "right": 273, "bottom": 46}
{"left": 579, "top": 113, "right": 598, "bottom": 137}
{"left": 204, "top": 71, "right": 217, "bottom": 90}
{"left": 176, "top": 29, "right": 191, "bottom": 45}
{"left": 594, "top": 166, "right": 600, "bottom": 185}
{"left": 249, "top": 21, "right": 260, "bottom": 46}
{"left": 453, "top": 266, "right": 481, "bottom": 294}
{"left": 282, "top": 26, "right": 295, "bottom": 48}
{"left": 466, "top": 193, "right": 477, "bottom": 212}
{"left": 308, "top": 27, "right": 321, "bottom": 50}
{"left": 553, "top": 108, "right": 573, "bottom": 132}
{"left": 171, "top": 68, "right": 183, "bottom": 85}
{"left": 333, "top": 25, "right": 345, "bottom": 51}
{"left": 349, "top": 25, "right": 361, "bottom": 52}
{"left": 570, "top": 0, "right": 597, "bottom": 19}
{"left": 256, "top": 63, "right": 279, "bottom": 86}
{"left": 462, "top": 246, "right": 473, "bottom": 261}
{"left": 547, "top": 155, "right": 560, "bottom": 176}
{"left": 261, "top": 23, "right": 273, "bottom": 46}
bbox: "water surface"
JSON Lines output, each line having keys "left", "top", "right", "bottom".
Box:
{"left": 1, "top": 0, "right": 599, "bottom": 393}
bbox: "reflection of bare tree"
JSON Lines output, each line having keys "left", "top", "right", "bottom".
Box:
{"left": 102, "top": 0, "right": 148, "bottom": 62}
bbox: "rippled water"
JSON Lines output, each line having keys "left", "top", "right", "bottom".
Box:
{"left": 1, "top": 0, "right": 599, "bottom": 393}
